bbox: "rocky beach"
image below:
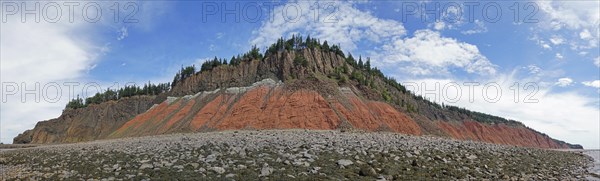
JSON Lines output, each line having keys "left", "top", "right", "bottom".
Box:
{"left": 0, "top": 130, "right": 595, "bottom": 180}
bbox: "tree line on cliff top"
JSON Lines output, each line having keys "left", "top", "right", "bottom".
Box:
{"left": 65, "top": 82, "right": 170, "bottom": 109}
{"left": 171, "top": 35, "right": 359, "bottom": 87}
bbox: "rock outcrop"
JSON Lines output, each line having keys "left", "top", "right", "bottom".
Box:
{"left": 169, "top": 48, "right": 350, "bottom": 96}
{"left": 13, "top": 96, "right": 155, "bottom": 144}
{"left": 13, "top": 46, "right": 583, "bottom": 149}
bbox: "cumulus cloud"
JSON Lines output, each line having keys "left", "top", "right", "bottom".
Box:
{"left": 555, "top": 77, "right": 573, "bottom": 87}
{"left": 594, "top": 56, "right": 600, "bottom": 67}
{"left": 582, "top": 80, "right": 600, "bottom": 88}
{"left": 536, "top": 0, "right": 600, "bottom": 50}
{"left": 373, "top": 30, "right": 497, "bottom": 76}
{"left": 0, "top": 3, "right": 102, "bottom": 143}
{"left": 537, "top": 1, "right": 600, "bottom": 31}
{"left": 250, "top": 1, "right": 406, "bottom": 52}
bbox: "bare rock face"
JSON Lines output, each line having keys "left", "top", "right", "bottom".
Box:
{"left": 110, "top": 82, "right": 422, "bottom": 139}
{"left": 13, "top": 96, "right": 155, "bottom": 144}
{"left": 169, "top": 49, "right": 349, "bottom": 96}
{"left": 436, "top": 121, "right": 573, "bottom": 149}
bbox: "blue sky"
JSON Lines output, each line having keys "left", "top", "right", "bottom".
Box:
{"left": 1, "top": 0, "right": 599, "bottom": 148}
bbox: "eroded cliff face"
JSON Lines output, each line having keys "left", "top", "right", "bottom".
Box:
{"left": 169, "top": 48, "right": 350, "bottom": 96}
{"left": 107, "top": 80, "right": 574, "bottom": 149}
{"left": 13, "top": 96, "right": 155, "bottom": 144}
{"left": 14, "top": 48, "right": 581, "bottom": 149}
{"left": 109, "top": 80, "right": 422, "bottom": 139}
{"left": 436, "top": 121, "right": 571, "bottom": 149}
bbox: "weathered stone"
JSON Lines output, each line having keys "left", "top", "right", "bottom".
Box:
{"left": 337, "top": 159, "right": 353, "bottom": 167}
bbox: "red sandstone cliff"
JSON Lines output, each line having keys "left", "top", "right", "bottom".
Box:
{"left": 109, "top": 81, "right": 422, "bottom": 139}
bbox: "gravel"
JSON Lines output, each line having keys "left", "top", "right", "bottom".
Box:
{"left": 0, "top": 130, "right": 595, "bottom": 180}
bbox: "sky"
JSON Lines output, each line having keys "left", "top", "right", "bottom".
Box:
{"left": 1, "top": 0, "right": 599, "bottom": 148}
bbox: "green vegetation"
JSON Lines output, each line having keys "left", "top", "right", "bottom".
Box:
{"left": 265, "top": 35, "right": 343, "bottom": 57}
{"left": 172, "top": 65, "right": 196, "bottom": 88}
{"left": 446, "top": 105, "right": 522, "bottom": 125}
{"left": 293, "top": 54, "right": 308, "bottom": 67}
{"left": 200, "top": 57, "right": 226, "bottom": 72}
{"left": 65, "top": 95, "right": 85, "bottom": 109}
{"left": 65, "top": 82, "right": 170, "bottom": 109}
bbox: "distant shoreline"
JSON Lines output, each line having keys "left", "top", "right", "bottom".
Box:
{"left": 0, "top": 144, "right": 39, "bottom": 150}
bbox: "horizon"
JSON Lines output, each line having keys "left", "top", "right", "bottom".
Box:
{"left": 1, "top": 0, "right": 599, "bottom": 149}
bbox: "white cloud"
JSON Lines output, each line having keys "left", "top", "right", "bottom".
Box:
{"left": 555, "top": 77, "right": 573, "bottom": 87}
{"left": 526, "top": 65, "right": 542, "bottom": 74}
{"left": 0, "top": 2, "right": 104, "bottom": 143}
{"left": 461, "top": 20, "right": 488, "bottom": 35}
{"left": 433, "top": 21, "right": 446, "bottom": 31}
{"left": 549, "top": 35, "right": 564, "bottom": 45}
{"left": 542, "top": 43, "right": 551, "bottom": 50}
{"left": 536, "top": 1, "right": 600, "bottom": 50}
{"left": 555, "top": 53, "right": 564, "bottom": 60}
{"left": 594, "top": 56, "right": 600, "bottom": 67}
{"left": 530, "top": 34, "right": 552, "bottom": 50}
{"left": 251, "top": 1, "right": 495, "bottom": 77}
{"left": 538, "top": 1, "right": 600, "bottom": 31}
{"left": 0, "top": 1, "right": 173, "bottom": 143}
{"left": 404, "top": 71, "right": 599, "bottom": 149}
{"left": 250, "top": 1, "right": 406, "bottom": 53}
{"left": 579, "top": 29, "right": 592, "bottom": 40}
{"left": 117, "top": 27, "right": 128, "bottom": 41}
{"left": 582, "top": 80, "right": 600, "bottom": 88}
{"left": 374, "top": 30, "right": 497, "bottom": 76}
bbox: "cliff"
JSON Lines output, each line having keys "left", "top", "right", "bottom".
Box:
{"left": 13, "top": 44, "right": 583, "bottom": 149}
{"left": 13, "top": 96, "right": 155, "bottom": 144}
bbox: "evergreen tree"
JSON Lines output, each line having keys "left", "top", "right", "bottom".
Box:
{"left": 322, "top": 41, "right": 330, "bottom": 52}
{"left": 249, "top": 45, "right": 262, "bottom": 60}
{"left": 346, "top": 53, "right": 356, "bottom": 67}
{"left": 230, "top": 56, "right": 239, "bottom": 66}
{"left": 305, "top": 35, "right": 311, "bottom": 48}
{"left": 358, "top": 56, "right": 364, "bottom": 69}
{"left": 365, "top": 58, "right": 371, "bottom": 71}
{"left": 65, "top": 95, "right": 85, "bottom": 109}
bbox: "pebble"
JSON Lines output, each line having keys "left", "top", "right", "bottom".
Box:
{"left": 337, "top": 159, "right": 353, "bottom": 167}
